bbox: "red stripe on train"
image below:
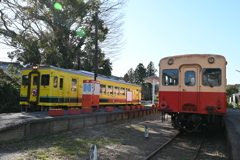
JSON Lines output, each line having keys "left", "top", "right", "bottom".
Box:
{"left": 158, "top": 91, "right": 226, "bottom": 114}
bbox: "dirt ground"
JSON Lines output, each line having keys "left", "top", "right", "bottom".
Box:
{"left": 0, "top": 113, "right": 181, "bottom": 160}
{"left": 0, "top": 113, "right": 229, "bottom": 160}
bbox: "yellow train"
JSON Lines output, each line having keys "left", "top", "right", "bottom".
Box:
{"left": 20, "top": 65, "right": 141, "bottom": 110}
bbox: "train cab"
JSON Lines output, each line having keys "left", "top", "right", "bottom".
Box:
{"left": 158, "top": 54, "right": 227, "bottom": 132}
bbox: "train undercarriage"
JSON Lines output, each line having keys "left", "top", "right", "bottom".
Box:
{"left": 168, "top": 113, "right": 224, "bottom": 132}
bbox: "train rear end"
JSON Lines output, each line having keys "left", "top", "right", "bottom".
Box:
{"left": 158, "top": 54, "right": 227, "bottom": 132}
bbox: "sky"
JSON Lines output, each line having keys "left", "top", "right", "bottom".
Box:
{"left": 111, "top": 0, "right": 240, "bottom": 85}
{"left": 1, "top": 0, "right": 240, "bottom": 84}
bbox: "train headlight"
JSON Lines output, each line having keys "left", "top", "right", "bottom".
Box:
{"left": 208, "top": 57, "right": 215, "bottom": 64}
{"left": 168, "top": 59, "right": 174, "bottom": 65}
{"left": 32, "top": 65, "right": 39, "bottom": 70}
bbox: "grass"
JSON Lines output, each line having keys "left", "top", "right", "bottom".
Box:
{"left": 2, "top": 130, "right": 122, "bottom": 160}
{"left": 1, "top": 115, "right": 161, "bottom": 160}
{"left": 227, "top": 103, "right": 240, "bottom": 109}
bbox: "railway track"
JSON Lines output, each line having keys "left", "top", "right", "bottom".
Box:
{"left": 144, "top": 131, "right": 205, "bottom": 160}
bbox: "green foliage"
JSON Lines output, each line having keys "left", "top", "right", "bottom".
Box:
{"left": 98, "top": 58, "right": 112, "bottom": 76}
{"left": 226, "top": 85, "right": 239, "bottom": 98}
{"left": 127, "top": 68, "right": 135, "bottom": 83}
{"left": 228, "top": 102, "right": 240, "bottom": 109}
{"left": 134, "top": 63, "right": 146, "bottom": 85}
{"left": 6, "top": 64, "right": 21, "bottom": 84}
{"left": 0, "top": 0, "right": 125, "bottom": 73}
{"left": 146, "top": 61, "right": 157, "bottom": 77}
{"left": 0, "top": 65, "right": 21, "bottom": 113}
{"left": 0, "top": 81, "right": 20, "bottom": 113}
{"left": 123, "top": 73, "right": 129, "bottom": 82}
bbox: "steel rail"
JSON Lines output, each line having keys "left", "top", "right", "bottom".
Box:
{"left": 192, "top": 134, "right": 205, "bottom": 160}
{"left": 144, "top": 131, "right": 180, "bottom": 160}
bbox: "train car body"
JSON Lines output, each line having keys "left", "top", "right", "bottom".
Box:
{"left": 20, "top": 65, "right": 141, "bottom": 110}
{"left": 158, "top": 54, "right": 227, "bottom": 132}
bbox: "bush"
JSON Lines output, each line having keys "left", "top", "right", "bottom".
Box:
{"left": 0, "top": 81, "right": 20, "bottom": 113}
{"left": 227, "top": 103, "right": 234, "bottom": 108}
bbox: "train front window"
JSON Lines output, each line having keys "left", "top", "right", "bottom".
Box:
{"left": 33, "top": 76, "right": 39, "bottom": 85}
{"left": 41, "top": 75, "right": 50, "bottom": 86}
{"left": 22, "top": 75, "right": 29, "bottom": 86}
{"left": 185, "top": 71, "right": 196, "bottom": 86}
{"left": 162, "top": 69, "right": 178, "bottom": 86}
{"left": 202, "top": 68, "right": 221, "bottom": 86}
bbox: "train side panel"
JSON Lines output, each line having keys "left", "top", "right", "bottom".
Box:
{"left": 20, "top": 66, "right": 141, "bottom": 109}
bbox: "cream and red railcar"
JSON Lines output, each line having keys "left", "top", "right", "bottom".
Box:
{"left": 158, "top": 54, "right": 227, "bottom": 132}
{"left": 20, "top": 65, "right": 141, "bottom": 110}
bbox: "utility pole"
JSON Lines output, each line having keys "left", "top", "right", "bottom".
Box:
{"left": 94, "top": 12, "right": 98, "bottom": 81}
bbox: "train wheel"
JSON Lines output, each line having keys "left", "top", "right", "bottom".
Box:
{"left": 171, "top": 116, "right": 179, "bottom": 129}
{"left": 221, "top": 115, "right": 225, "bottom": 128}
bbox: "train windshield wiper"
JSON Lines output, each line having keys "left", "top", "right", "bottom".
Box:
{"left": 206, "top": 80, "right": 213, "bottom": 87}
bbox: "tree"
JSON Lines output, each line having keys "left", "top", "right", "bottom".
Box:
{"left": 134, "top": 63, "right": 146, "bottom": 85}
{"left": 123, "top": 73, "right": 129, "bottom": 82}
{"left": 0, "top": 0, "right": 126, "bottom": 73}
{"left": 226, "top": 85, "right": 239, "bottom": 100}
{"left": 0, "top": 64, "right": 21, "bottom": 112}
{"left": 146, "top": 61, "right": 157, "bottom": 77}
{"left": 127, "top": 68, "right": 134, "bottom": 83}
{"left": 98, "top": 58, "right": 112, "bottom": 76}
{"left": 145, "top": 61, "right": 157, "bottom": 100}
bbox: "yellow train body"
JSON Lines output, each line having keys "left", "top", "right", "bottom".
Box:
{"left": 20, "top": 66, "right": 141, "bottom": 108}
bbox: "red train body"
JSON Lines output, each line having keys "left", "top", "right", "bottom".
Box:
{"left": 158, "top": 54, "right": 227, "bottom": 132}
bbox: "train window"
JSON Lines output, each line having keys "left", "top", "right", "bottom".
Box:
{"left": 71, "top": 79, "right": 77, "bottom": 91}
{"left": 41, "top": 75, "right": 50, "bottom": 86}
{"left": 100, "top": 84, "right": 106, "bottom": 94}
{"left": 22, "top": 75, "right": 29, "bottom": 86}
{"left": 202, "top": 68, "right": 221, "bottom": 86}
{"left": 185, "top": 71, "right": 196, "bottom": 86}
{"left": 53, "top": 76, "right": 58, "bottom": 88}
{"left": 108, "top": 85, "right": 113, "bottom": 95}
{"left": 33, "top": 76, "right": 39, "bottom": 85}
{"left": 162, "top": 69, "right": 178, "bottom": 86}
{"left": 114, "top": 86, "right": 119, "bottom": 95}
{"left": 60, "top": 78, "right": 63, "bottom": 90}
{"left": 136, "top": 89, "right": 139, "bottom": 96}
{"left": 120, "top": 87, "right": 125, "bottom": 95}
{"left": 126, "top": 88, "right": 130, "bottom": 91}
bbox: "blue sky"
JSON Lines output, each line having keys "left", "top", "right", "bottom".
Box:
{"left": 111, "top": 0, "right": 240, "bottom": 84}
{"left": 1, "top": 0, "right": 240, "bottom": 84}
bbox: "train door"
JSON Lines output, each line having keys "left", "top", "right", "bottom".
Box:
{"left": 180, "top": 65, "right": 200, "bottom": 112}
{"left": 27, "top": 71, "right": 40, "bottom": 104}
{"left": 59, "top": 76, "right": 64, "bottom": 104}
{"left": 70, "top": 78, "right": 79, "bottom": 106}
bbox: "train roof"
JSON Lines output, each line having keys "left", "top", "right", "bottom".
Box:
{"left": 22, "top": 65, "right": 141, "bottom": 87}
{"left": 159, "top": 54, "right": 226, "bottom": 66}
{"left": 160, "top": 54, "right": 226, "bottom": 61}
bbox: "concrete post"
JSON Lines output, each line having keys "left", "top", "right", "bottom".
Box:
{"left": 90, "top": 144, "right": 97, "bottom": 160}
{"left": 233, "top": 94, "right": 236, "bottom": 109}
{"left": 152, "top": 79, "right": 156, "bottom": 105}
